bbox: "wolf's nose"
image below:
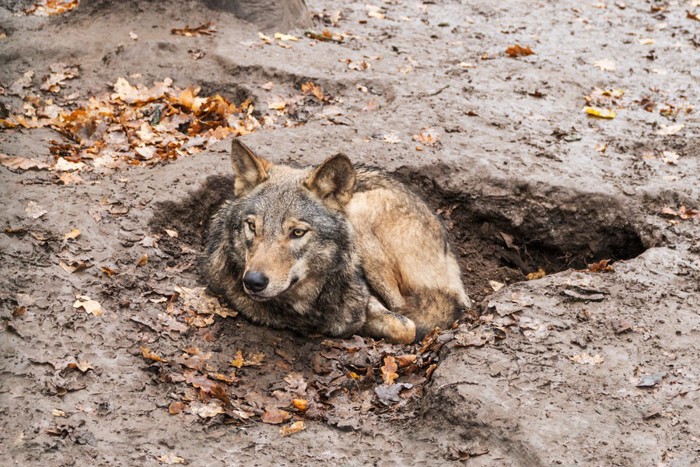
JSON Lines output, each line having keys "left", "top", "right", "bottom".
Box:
{"left": 243, "top": 271, "right": 269, "bottom": 293}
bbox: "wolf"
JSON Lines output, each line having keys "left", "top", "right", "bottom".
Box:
{"left": 204, "top": 139, "right": 470, "bottom": 344}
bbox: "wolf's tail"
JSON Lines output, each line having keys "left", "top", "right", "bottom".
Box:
{"left": 404, "top": 290, "right": 470, "bottom": 340}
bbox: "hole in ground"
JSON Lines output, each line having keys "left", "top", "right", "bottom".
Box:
{"left": 144, "top": 167, "right": 646, "bottom": 430}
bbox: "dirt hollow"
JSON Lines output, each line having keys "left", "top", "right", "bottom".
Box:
{"left": 1, "top": 1, "right": 699, "bottom": 466}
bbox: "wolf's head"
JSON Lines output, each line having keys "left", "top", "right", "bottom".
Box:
{"left": 225, "top": 139, "right": 357, "bottom": 302}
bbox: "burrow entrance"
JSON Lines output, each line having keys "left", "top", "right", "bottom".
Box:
{"left": 141, "top": 168, "right": 646, "bottom": 430}
{"left": 150, "top": 170, "right": 646, "bottom": 305}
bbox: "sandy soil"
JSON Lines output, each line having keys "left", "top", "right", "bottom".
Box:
{"left": 1, "top": 0, "right": 699, "bottom": 465}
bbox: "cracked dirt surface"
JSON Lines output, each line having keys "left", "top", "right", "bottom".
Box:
{"left": 1, "top": 0, "right": 699, "bottom": 465}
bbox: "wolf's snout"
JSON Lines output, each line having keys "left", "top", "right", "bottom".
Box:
{"left": 243, "top": 271, "right": 269, "bottom": 293}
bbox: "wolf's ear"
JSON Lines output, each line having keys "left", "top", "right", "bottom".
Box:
{"left": 231, "top": 139, "right": 271, "bottom": 197}
{"left": 304, "top": 154, "right": 356, "bottom": 208}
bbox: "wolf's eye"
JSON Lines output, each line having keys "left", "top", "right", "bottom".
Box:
{"left": 246, "top": 220, "right": 256, "bottom": 234}
{"left": 290, "top": 228, "right": 307, "bottom": 239}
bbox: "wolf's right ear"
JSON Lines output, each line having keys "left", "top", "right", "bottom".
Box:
{"left": 304, "top": 154, "right": 356, "bottom": 209}
{"left": 231, "top": 139, "right": 271, "bottom": 197}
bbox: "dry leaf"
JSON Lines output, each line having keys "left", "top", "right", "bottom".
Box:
{"left": 366, "top": 4, "right": 385, "bottom": 19}
{"left": 687, "top": 10, "right": 700, "bottom": 21}
{"left": 136, "top": 254, "right": 148, "bottom": 267}
{"left": 164, "top": 229, "right": 179, "bottom": 238}
{"left": 489, "top": 280, "right": 505, "bottom": 291}
{"left": 171, "top": 23, "right": 217, "bottom": 37}
{"left": 661, "top": 206, "right": 700, "bottom": 220}
{"left": 9, "top": 70, "right": 34, "bottom": 95}
{"left": 66, "top": 360, "right": 93, "bottom": 373}
{"left": 274, "top": 32, "right": 298, "bottom": 41}
{"left": 168, "top": 401, "right": 185, "bottom": 415}
{"left": 569, "top": 353, "right": 604, "bottom": 365}
{"left": 381, "top": 355, "right": 399, "bottom": 385}
{"left": 0, "top": 153, "right": 50, "bottom": 171}
{"left": 588, "top": 259, "right": 614, "bottom": 272}
{"left": 505, "top": 44, "right": 535, "bottom": 57}
{"left": 141, "top": 346, "right": 167, "bottom": 363}
{"left": 230, "top": 350, "right": 245, "bottom": 369}
{"left": 26, "top": 0, "right": 79, "bottom": 16}
{"left": 527, "top": 268, "right": 546, "bottom": 280}
{"left": 41, "top": 63, "right": 79, "bottom": 93}
{"left": 52, "top": 409, "right": 66, "bottom": 417}
{"left": 72, "top": 295, "right": 103, "bottom": 316}
{"left": 190, "top": 401, "right": 225, "bottom": 418}
{"left": 412, "top": 128, "right": 440, "bottom": 146}
{"left": 25, "top": 201, "right": 47, "bottom": 219}
{"left": 583, "top": 106, "right": 616, "bottom": 119}
{"left": 383, "top": 132, "right": 400, "bottom": 144}
{"left": 292, "top": 399, "right": 308, "bottom": 411}
{"left": 261, "top": 409, "right": 292, "bottom": 424}
{"left": 279, "top": 420, "right": 306, "bottom": 436}
{"left": 157, "top": 453, "right": 186, "bottom": 465}
{"left": 63, "top": 228, "right": 80, "bottom": 240}
{"left": 301, "top": 82, "right": 326, "bottom": 101}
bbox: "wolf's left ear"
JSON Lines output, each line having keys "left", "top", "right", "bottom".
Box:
{"left": 231, "top": 139, "right": 271, "bottom": 197}
{"left": 304, "top": 154, "right": 356, "bottom": 208}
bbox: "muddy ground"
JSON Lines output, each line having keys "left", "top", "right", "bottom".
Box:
{"left": 1, "top": 0, "right": 699, "bottom": 465}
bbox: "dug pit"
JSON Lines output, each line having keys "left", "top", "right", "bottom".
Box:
{"left": 141, "top": 167, "right": 647, "bottom": 430}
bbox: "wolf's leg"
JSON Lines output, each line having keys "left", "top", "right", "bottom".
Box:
{"left": 358, "top": 235, "right": 407, "bottom": 310}
{"left": 360, "top": 296, "right": 416, "bottom": 344}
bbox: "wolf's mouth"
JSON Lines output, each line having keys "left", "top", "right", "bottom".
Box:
{"left": 244, "top": 276, "right": 300, "bottom": 300}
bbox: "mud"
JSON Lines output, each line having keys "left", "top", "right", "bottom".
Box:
{"left": 1, "top": 0, "right": 699, "bottom": 466}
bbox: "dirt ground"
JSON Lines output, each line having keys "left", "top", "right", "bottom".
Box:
{"left": 1, "top": 0, "right": 699, "bottom": 465}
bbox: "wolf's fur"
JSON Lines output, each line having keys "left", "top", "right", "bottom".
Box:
{"left": 204, "top": 140, "right": 470, "bottom": 344}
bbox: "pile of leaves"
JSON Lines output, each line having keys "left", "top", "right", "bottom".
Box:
{"left": 136, "top": 284, "right": 487, "bottom": 434}
{"left": 1, "top": 69, "right": 336, "bottom": 173}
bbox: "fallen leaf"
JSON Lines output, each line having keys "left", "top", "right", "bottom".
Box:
{"left": 569, "top": 353, "right": 604, "bottom": 365}
{"left": 505, "top": 44, "right": 535, "bottom": 57}
{"left": 168, "top": 401, "right": 185, "bottom": 415}
{"left": 40, "top": 63, "right": 79, "bottom": 93}
{"left": 171, "top": 23, "right": 217, "bottom": 37}
{"left": 381, "top": 355, "right": 399, "bottom": 385}
{"left": 261, "top": 409, "right": 292, "bottom": 424}
{"left": 9, "top": 70, "right": 34, "bottom": 95}
{"left": 53, "top": 158, "right": 85, "bottom": 172}
{"left": 292, "top": 399, "right": 308, "bottom": 411}
{"left": 374, "top": 383, "right": 413, "bottom": 406}
{"left": 25, "top": 201, "right": 47, "bottom": 219}
{"left": 383, "top": 132, "right": 400, "bottom": 144}
{"left": 587, "top": 259, "right": 613, "bottom": 272}
{"left": 51, "top": 409, "right": 66, "bottom": 417}
{"left": 190, "top": 401, "right": 225, "bottom": 418}
{"left": 412, "top": 128, "right": 440, "bottom": 146}
{"left": 301, "top": 82, "right": 326, "bottom": 101}
{"left": 136, "top": 254, "right": 148, "bottom": 267}
{"left": 366, "top": 4, "right": 385, "bottom": 19}
{"left": 26, "top": 0, "right": 79, "bottom": 16}
{"left": 141, "top": 346, "right": 167, "bottom": 363}
{"left": 72, "top": 295, "right": 103, "bottom": 316}
{"left": 63, "top": 228, "right": 80, "bottom": 240}
{"left": 661, "top": 206, "right": 700, "bottom": 220}
{"left": 583, "top": 106, "right": 616, "bottom": 119}
{"left": 274, "top": 32, "right": 298, "bottom": 41}
{"left": 0, "top": 153, "right": 50, "bottom": 171}
{"left": 157, "top": 453, "right": 186, "bottom": 465}
{"left": 279, "top": 420, "right": 306, "bottom": 436}
{"left": 527, "top": 268, "right": 546, "bottom": 280}
{"left": 65, "top": 361, "right": 93, "bottom": 373}
{"left": 593, "top": 59, "right": 616, "bottom": 71}
{"left": 164, "top": 229, "right": 179, "bottom": 238}
{"left": 489, "top": 280, "right": 505, "bottom": 291}
{"left": 230, "top": 350, "right": 245, "bottom": 369}
{"left": 59, "top": 260, "right": 91, "bottom": 273}
{"left": 687, "top": 10, "right": 700, "bottom": 21}
{"left": 304, "top": 30, "right": 344, "bottom": 43}
{"left": 101, "top": 266, "right": 118, "bottom": 277}
{"left": 58, "top": 172, "right": 83, "bottom": 185}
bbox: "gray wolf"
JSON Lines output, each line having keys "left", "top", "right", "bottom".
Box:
{"left": 204, "top": 140, "right": 470, "bottom": 344}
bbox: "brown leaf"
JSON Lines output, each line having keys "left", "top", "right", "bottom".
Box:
{"left": 279, "top": 420, "right": 306, "bottom": 436}
{"left": 381, "top": 355, "right": 399, "bottom": 385}
{"left": 527, "top": 268, "right": 546, "bottom": 280}
{"left": 26, "top": 0, "right": 79, "bottom": 16}
{"left": 301, "top": 82, "right": 326, "bottom": 101}
{"left": 0, "top": 153, "right": 50, "bottom": 171}
{"left": 171, "top": 23, "right": 217, "bottom": 37}
{"left": 587, "top": 259, "right": 614, "bottom": 273}
{"left": 168, "top": 401, "right": 185, "bottom": 415}
{"left": 65, "top": 360, "right": 93, "bottom": 373}
{"left": 292, "top": 399, "right": 308, "bottom": 411}
{"left": 63, "top": 228, "right": 80, "bottom": 240}
{"left": 261, "top": 408, "right": 292, "bottom": 424}
{"left": 136, "top": 254, "right": 148, "bottom": 267}
{"left": 394, "top": 354, "right": 417, "bottom": 368}
{"left": 72, "top": 295, "right": 103, "bottom": 316}
{"left": 412, "top": 128, "right": 440, "bottom": 147}
{"left": 141, "top": 346, "right": 168, "bottom": 363}
{"left": 661, "top": 206, "right": 700, "bottom": 220}
{"left": 687, "top": 10, "right": 700, "bottom": 21}
{"left": 230, "top": 350, "right": 245, "bottom": 369}
{"left": 505, "top": 44, "right": 535, "bottom": 57}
